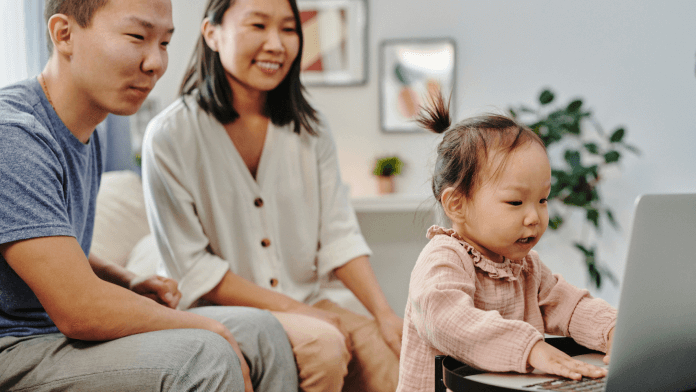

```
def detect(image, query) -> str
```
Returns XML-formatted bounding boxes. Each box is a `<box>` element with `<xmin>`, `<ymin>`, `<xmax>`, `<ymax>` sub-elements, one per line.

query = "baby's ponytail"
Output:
<box><xmin>424</xmin><ymin>94</ymin><xmax>546</xmax><ymax>205</ymax></box>
<box><xmin>416</xmin><ymin>93</ymin><xmax>451</xmax><ymax>134</ymax></box>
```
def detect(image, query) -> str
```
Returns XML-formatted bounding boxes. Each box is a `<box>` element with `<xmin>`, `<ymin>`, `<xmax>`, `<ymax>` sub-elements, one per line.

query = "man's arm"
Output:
<box><xmin>2</xmin><ymin>235</ymin><xmax>222</xmax><ymax>341</ymax></box>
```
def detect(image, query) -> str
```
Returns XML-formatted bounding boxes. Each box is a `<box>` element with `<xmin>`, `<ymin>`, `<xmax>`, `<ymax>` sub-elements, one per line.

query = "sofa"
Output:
<box><xmin>90</xmin><ymin>170</ymin><xmax>369</xmax><ymax>316</ymax></box>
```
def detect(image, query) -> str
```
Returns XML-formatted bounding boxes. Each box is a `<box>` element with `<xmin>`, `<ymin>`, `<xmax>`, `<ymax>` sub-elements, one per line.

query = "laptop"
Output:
<box><xmin>445</xmin><ymin>193</ymin><xmax>696</xmax><ymax>392</ymax></box>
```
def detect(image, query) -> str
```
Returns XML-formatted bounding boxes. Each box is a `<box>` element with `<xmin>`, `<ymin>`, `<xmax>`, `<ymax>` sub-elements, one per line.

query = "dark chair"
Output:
<box><xmin>435</xmin><ymin>355</ymin><xmax>447</xmax><ymax>392</ymax></box>
<box><xmin>436</xmin><ymin>337</ymin><xmax>600</xmax><ymax>392</ymax></box>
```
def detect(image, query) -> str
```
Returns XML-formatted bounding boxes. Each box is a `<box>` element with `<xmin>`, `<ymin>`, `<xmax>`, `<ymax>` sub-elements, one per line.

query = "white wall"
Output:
<box><xmin>153</xmin><ymin>0</ymin><xmax>696</xmax><ymax>309</ymax></box>
<box><xmin>0</xmin><ymin>0</ymin><xmax>27</xmax><ymax>87</ymax></box>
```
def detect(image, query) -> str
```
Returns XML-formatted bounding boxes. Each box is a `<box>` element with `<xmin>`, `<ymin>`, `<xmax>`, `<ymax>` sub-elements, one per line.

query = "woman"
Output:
<box><xmin>141</xmin><ymin>0</ymin><xmax>401</xmax><ymax>390</ymax></box>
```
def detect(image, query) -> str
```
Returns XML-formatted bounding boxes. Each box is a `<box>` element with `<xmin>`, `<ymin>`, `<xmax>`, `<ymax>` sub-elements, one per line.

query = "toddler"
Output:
<box><xmin>396</xmin><ymin>95</ymin><xmax>617</xmax><ymax>391</ymax></box>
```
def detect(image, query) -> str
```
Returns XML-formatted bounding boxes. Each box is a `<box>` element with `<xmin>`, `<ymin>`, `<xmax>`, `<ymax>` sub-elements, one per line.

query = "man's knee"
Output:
<box><xmin>161</xmin><ymin>329</ymin><xmax>241</xmax><ymax>391</ymax></box>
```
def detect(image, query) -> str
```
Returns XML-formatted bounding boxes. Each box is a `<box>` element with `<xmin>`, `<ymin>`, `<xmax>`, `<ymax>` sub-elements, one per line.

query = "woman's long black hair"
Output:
<box><xmin>179</xmin><ymin>0</ymin><xmax>319</xmax><ymax>135</ymax></box>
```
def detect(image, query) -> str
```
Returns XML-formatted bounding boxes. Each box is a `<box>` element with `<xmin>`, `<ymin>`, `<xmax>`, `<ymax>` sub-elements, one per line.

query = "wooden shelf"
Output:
<box><xmin>351</xmin><ymin>194</ymin><xmax>435</xmax><ymax>213</ymax></box>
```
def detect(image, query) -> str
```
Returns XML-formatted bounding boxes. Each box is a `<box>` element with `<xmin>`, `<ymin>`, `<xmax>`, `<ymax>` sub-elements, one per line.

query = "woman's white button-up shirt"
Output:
<box><xmin>142</xmin><ymin>95</ymin><xmax>371</xmax><ymax>310</ymax></box>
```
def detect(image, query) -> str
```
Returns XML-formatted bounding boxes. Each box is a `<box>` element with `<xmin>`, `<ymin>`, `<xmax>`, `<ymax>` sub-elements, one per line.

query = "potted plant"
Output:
<box><xmin>509</xmin><ymin>89</ymin><xmax>639</xmax><ymax>289</ymax></box>
<box><xmin>372</xmin><ymin>156</ymin><xmax>404</xmax><ymax>194</ymax></box>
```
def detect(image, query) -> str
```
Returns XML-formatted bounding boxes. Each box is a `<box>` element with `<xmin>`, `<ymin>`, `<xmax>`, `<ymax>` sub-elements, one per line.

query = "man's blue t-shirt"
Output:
<box><xmin>0</xmin><ymin>78</ymin><xmax>103</xmax><ymax>338</ymax></box>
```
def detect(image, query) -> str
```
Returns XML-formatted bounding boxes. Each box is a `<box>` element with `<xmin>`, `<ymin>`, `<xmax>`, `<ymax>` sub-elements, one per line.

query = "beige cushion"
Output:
<box><xmin>124</xmin><ymin>233</ymin><xmax>169</xmax><ymax>278</ymax></box>
<box><xmin>90</xmin><ymin>170</ymin><xmax>150</xmax><ymax>267</ymax></box>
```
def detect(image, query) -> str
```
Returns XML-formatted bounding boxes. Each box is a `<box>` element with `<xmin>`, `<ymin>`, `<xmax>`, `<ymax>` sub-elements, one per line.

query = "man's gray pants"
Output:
<box><xmin>0</xmin><ymin>306</ymin><xmax>298</xmax><ymax>391</ymax></box>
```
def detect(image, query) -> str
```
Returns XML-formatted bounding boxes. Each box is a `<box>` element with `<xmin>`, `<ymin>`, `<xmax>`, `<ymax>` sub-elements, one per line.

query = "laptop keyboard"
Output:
<box><xmin>525</xmin><ymin>377</ymin><xmax>606</xmax><ymax>391</ymax></box>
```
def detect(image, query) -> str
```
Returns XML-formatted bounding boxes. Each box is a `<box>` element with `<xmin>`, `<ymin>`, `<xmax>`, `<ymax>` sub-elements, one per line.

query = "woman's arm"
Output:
<box><xmin>88</xmin><ymin>252</ymin><xmax>181</xmax><ymax>309</ymax></box>
<box><xmin>333</xmin><ymin>255</ymin><xmax>403</xmax><ymax>357</ymax></box>
<box><xmin>141</xmin><ymin>117</ymin><xmax>232</xmax><ymax>310</ymax></box>
<box><xmin>201</xmin><ymin>269</ymin><xmax>352</xmax><ymax>347</ymax></box>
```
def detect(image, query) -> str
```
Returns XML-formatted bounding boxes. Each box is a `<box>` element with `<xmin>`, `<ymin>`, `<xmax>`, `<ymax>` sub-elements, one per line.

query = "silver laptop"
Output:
<box><xmin>454</xmin><ymin>193</ymin><xmax>696</xmax><ymax>392</ymax></box>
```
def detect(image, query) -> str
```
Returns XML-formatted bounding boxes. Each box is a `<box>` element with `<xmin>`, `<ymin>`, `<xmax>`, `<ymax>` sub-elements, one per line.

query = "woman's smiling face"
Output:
<box><xmin>203</xmin><ymin>0</ymin><xmax>300</xmax><ymax>97</ymax></box>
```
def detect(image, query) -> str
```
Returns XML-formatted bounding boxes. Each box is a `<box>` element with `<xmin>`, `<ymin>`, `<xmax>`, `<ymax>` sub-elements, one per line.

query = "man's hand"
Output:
<box><xmin>376</xmin><ymin>311</ymin><xmax>403</xmax><ymax>358</ymax></box>
<box><xmin>129</xmin><ymin>275</ymin><xmax>181</xmax><ymax>309</ymax></box>
<box><xmin>215</xmin><ymin>326</ymin><xmax>254</xmax><ymax>392</ymax></box>
<box><xmin>528</xmin><ymin>340</ymin><xmax>607</xmax><ymax>380</ymax></box>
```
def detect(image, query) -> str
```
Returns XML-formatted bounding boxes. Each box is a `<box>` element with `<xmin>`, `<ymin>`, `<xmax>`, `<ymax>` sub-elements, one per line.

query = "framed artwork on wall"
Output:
<box><xmin>379</xmin><ymin>38</ymin><xmax>456</xmax><ymax>132</ymax></box>
<box><xmin>298</xmin><ymin>0</ymin><xmax>368</xmax><ymax>86</ymax></box>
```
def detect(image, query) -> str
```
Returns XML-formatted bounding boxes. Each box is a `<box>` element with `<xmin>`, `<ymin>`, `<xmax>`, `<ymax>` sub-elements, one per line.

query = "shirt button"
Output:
<box><xmin>261</xmin><ymin>238</ymin><xmax>271</xmax><ymax>247</ymax></box>
<box><xmin>270</xmin><ymin>278</ymin><xmax>278</xmax><ymax>287</ymax></box>
<box><xmin>254</xmin><ymin>198</ymin><xmax>264</xmax><ymax>207</ymax></box>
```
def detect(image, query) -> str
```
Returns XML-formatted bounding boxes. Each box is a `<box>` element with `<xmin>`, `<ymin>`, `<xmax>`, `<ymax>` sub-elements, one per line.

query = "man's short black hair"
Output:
<box><xmin>44</xmin><ymin>0</ymin><xmax>109</xmax><ymax>52</ymax></box>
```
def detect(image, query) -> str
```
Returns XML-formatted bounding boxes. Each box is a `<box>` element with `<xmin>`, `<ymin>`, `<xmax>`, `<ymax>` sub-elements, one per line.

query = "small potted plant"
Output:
<box><xmin>372</xmin><ymin>156</ymin><xmax>404</xmax><ymax>194</ymax></box>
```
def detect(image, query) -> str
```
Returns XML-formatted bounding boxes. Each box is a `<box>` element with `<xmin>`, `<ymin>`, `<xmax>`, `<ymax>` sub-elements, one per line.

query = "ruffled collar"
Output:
<box><xmin>426</xmin><ymin>225</ymin><xmax>526</xmax><ymax>281</ymax></box>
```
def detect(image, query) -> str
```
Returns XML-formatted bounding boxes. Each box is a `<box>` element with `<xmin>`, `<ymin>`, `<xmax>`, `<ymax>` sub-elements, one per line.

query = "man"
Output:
<box><xmin>0</xmin><ymin>1</ymin><xmax>297</xmax><ymax>390</ymax></box>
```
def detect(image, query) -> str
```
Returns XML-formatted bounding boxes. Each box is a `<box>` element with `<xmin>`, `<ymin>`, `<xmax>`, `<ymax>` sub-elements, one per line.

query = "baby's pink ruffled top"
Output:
<box><xmin>396</xmin><ymin>226</ymin><xmax>617</xmax><ymax>392</ymax></box>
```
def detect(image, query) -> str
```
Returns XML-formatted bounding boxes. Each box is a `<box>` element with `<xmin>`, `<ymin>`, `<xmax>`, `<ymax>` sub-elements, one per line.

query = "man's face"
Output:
<box><xmin>69</xmin><ymin>0</ymin><xmax>174</xmax><ymax>116</ymax></box>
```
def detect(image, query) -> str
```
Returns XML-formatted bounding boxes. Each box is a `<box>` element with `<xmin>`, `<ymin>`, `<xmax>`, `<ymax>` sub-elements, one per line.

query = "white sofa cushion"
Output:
<box><xmin>125</xmin><ymin>233</ymin><xmax>170</xmax><ymax>278</ymax></box>
<box><xmin>91</xmin><ymin>170</ymin><xmax>150</xmax><ymax>267</ymax></box>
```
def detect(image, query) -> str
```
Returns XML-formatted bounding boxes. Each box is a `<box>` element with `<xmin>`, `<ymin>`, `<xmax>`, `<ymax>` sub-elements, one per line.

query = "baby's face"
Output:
<box><xmin>455</xmin><ymin>142</ymin><xmax>551</xmax><ymax>263</ymax></box>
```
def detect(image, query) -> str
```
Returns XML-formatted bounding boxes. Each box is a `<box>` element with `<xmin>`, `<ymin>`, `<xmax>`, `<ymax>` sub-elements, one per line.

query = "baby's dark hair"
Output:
<box><xmin>417</xmin><ymin>94</ymin><xmax>546</xmax><ymax>204</ymax></box>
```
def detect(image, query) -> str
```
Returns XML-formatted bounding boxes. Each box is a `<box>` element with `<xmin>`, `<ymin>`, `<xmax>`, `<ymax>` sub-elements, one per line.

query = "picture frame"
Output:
<box><xmin>379</xmin><ymin>38</ymin><xmax>456</xmax><ymax>132</ymax></box>
<box><xmin>298</xmin><ymin>0</ymin><xmax>368</xmax><ymax>86</ymax></box>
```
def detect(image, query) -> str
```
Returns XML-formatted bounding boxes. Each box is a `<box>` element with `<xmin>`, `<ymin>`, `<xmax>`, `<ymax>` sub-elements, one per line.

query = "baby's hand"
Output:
<box><xmin>527</xmin><ymin>341</ymin><xmax>607</xmax><ymax>380</ymax></box>
<box><xmin>603</xmin><ymin>327</ymin><xmax>615</xmax><ymax>365</ymax></box>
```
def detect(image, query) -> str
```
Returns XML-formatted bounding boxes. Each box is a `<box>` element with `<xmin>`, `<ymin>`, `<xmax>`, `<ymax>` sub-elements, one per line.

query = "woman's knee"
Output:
<box><xmin>295</xmin><ymin>324</ymin><xmax>351</xmax><ymax>379</ymax></box>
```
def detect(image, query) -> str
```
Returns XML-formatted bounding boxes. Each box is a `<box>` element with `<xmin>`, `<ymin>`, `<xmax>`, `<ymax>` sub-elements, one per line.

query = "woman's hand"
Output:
<box><xmin>603</xmin><ymin>327</ymin><xmax>615</xmax><ymax>365</ymax></box>
<box><xmin>129</xmin><ymin>275</ymin><xmax>182</xmax><ymax>309</ymax></box>
<box><xmin>527</xmin><ymin>341</ymin><xmax>607</xmax><ymax>380</ymax></box>
<box><xmin>376</xmin><ymin>311</ymin><xmax>403</xmax><ymax>358</ymax></box>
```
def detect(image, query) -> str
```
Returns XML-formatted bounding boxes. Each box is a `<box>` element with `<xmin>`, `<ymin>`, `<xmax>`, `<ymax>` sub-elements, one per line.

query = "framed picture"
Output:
<box><xmin>298</xmin><ymin>0</ymin><xmax>367</xmax><ymax>86</ymax></box>
<box><xmin>380</xmin><ymin>38</ymin><xmax>456</xmax><ymax>132</ymax></box>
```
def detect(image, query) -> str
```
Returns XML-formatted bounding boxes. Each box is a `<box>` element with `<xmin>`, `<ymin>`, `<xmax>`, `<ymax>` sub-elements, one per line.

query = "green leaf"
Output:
<box><xmin>587</xmin><ymin>208</ymin><xmax>600</xmax><ymax>228</ymax></box>
<box><xmin>606</xmin><ymin>209</ymin><xmax>619</xmax><ymax>229</ymax></box>
<box><xmin>592</xmin><ymin>267</ymin><xmax>601</xmax><ymax>288</ymax></box>
<box><xmin>564</xmin><ymin>150</ymin><xmax>582</xmax><ymax>169</ymax></box>
<box><xmin>548</xmin><ymin>215</ymin><xmax>563</xmax><ymax>230</ymax></box>
<box><xmin>598</xmin><ymin>265</ymin><xmax>619</xmax><ymax>286</ymax></box>
<box><xmin>509</xmin><ymin>108</ymin><xmax>517</xmax><ymax>118</ymax></box>
<box><xmin>567</xmin><ymin>99</ymin><xmax>583</xmax><ymax>112</ymax></box>
<box><xmin>539</xmin><ymin>90</ymin><xmax>555</xmax><ymax>105</ymax></box>
<box><xmin>567</xmin><ymin>122</ymin><xmax>581</xmax><ymax>135</ymax></box>
<box><xmin>604</xmin><ymin>150</ymin><xmax>621</xmax><ymax>163</ymax></box>
<box><xmin>585</xmin><ymin>143</ymin><xmax>599</xmax><ymax>155</ymax></box>
<box><xmin>610</xmin><ymin>127</ymin><xmax>625</xmax><ymax>143</ymax></box>
<box><xmin>574</xmin><ymin>242</ymin><xmax>593</xmax><ymax>257</ymax></box>
<box><xmin>622</xmin><ymin>143</ymin><xmax>641</xmax><ymax>155</ymax></box>
<box><xmin>394</xmin><ymin>64</ymin><xmax>408</xmax><ymax>85</ymax></box>
<box><xmin>373</xmin><ymin>156</ymin><xmax>403</xmax><ymax>176</ymax></box>
<box><xmin>586</xmin><ymin>165</ymin><xmax>600</xmax><ymax>180</ymax></box>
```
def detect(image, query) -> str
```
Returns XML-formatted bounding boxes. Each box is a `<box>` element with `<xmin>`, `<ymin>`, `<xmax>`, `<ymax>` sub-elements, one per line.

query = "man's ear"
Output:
<box><xmin>441</xmin><ymin>187</ymin><xmax>467</xmax><ymax>222</ymax></box>
<box><xmin>201</xmin><ymin>18</ymin><xmax>218</xmax><ymax>52</ymax></box>
<box><xmin>47</xmin><ymin>14</ymin><xmax>73</xmax><ymax>56</ymax></box>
